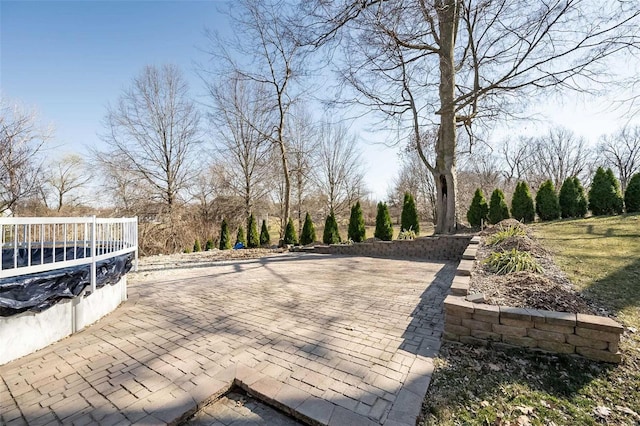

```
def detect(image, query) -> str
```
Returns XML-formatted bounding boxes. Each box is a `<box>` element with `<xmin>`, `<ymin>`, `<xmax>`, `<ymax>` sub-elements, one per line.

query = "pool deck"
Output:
<box><xmin>0</xmin><ymin>253</ymin><xmax>456</xmax><ymax>425</ymax></box>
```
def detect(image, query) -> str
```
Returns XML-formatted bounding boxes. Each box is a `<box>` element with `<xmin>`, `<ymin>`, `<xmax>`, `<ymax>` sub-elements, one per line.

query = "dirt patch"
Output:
<box><xmin>470</xmin><ymin>221</ymin><xmax>604</xmax><ymax>315</ymax></box>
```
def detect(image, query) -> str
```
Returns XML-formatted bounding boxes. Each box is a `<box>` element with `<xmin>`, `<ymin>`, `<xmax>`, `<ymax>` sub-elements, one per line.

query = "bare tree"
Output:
<box><xmin>204</xmin><ymin>0</ymin><xmax>307</xmax><ymax>238</ymax></box>
<box><xmin>0</xmin><ymin>97</ymin><xmax>51</xmax><ymax>214</ymax></box>
<box><xmin>44</xmin><ymin>154</ymin><xmax>91</xmax><ymax>212</ymax></box>
<box><xmin>188</xmin><ymin>162</ymin><xmax>229</xmax><ymax>226</ymax></box>
<box><xmin>389</xmin><ymin>150</ymin><xmax>437</xmax><ymax>223</ymax></box>
<box><xmin>287</xmin><ymin>106</ymin><xmax>318</xmax><ymax>233</ymax></box>
<box><xmin>93</xmin><ymin>152</ymin><xmax>149</xmax><ymax>215</ymax></box>
<box><xmin>100</xmin><ymin>64</ymin><xmax>200</xmax><ymax>212</ymax></box>
<box><xmin>299</xmin><ymin>0</ymin><xmax>639</xmax><ymax>233</ymax></box>
<box><xmin>529</xmin><ymin>127</ymin><xmax>592</xmax><ymax>190</ymax></box>
<box><xmin>206</xmin><ymin>74</ymin><xmax>272</xmax><ymax>218</ymax></box>
<box><xmin>458</xmin><ymin>143</ymin><xmax>502</xmax><ymax>194</ymax></box>
<box><xmin>314</xmin><ymin>121</ymin><xmax>366</xmax><ymax>216</ymax></box>
<box><xmin>499</xmin><ymin>136</ymin><xmax>534</xmax><ymax>185</ymax></box>
<box><xmin>598</xmin><ymin>125</ymin><xmax>640</xmax><ymax>193</ymax></box>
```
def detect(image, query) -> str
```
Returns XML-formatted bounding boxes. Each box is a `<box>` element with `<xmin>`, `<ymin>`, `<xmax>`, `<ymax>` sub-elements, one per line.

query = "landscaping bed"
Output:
<box><xmin>422</xmin><ymin>215</ymin><xmax>640</xmax><ymax>425</ymax></box>
<box><xmin>470</xmin><ymin>219</ymin><xmax>602</xmax><ymax>316</ymax></box>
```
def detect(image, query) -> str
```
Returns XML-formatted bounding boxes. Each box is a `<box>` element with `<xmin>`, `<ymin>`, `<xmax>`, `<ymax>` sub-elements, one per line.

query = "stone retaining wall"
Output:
<box><xmin>443</xmin><ymin>238</ymin><xmax>625</xmax><ymax>363</ymax></box>
<box><xmin>301</xmin><ymin>235</ymin><xmax>472</xmax><ymax>261</ymax></box>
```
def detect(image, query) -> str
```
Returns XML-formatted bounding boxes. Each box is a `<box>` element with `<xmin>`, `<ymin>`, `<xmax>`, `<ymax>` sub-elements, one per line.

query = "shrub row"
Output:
<box><xmin>467</xmin><ymin>169</ymin><xmax>640</xmax><ymax>227</ymax></box>
<box><xmin>187</xmin><ymin>190</ymin><xmax>429</xmax><ymax>251</ymax></box>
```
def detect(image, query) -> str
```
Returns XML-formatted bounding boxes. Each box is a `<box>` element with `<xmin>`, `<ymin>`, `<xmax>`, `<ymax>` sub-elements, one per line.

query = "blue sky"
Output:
<box><xmin>0</xmin><ymin>0</ymin><xmax>402</xmax><ymax>200</ymax></box>
<box><xmin>1</xmin><ymin>1</ymin><xmax>221</xmax><ymax>149</ymax></box>
<box><xmin>1</xmin><ymin>1</ymin><xmax>637</xmax><ymax>202</ymax></box>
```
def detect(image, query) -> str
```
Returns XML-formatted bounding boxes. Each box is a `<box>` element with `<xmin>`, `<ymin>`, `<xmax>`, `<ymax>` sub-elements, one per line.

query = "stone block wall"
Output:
<box><xmin>443</xmin><ymin>296</ymin><xmax>624</xmax><ymax>363</ymax></box>
<box><xmin>443</xmin><ymin>237</ymin><xmax>625</xmax><ymax>363</ymax></box>
<box><xmin>305</xmin><ymin>235</ymin><xmax>473</xmax><ymax>261</ymax></box>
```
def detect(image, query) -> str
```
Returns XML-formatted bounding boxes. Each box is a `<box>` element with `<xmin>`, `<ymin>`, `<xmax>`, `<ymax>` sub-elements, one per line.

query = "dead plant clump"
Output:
<box><xmin>470</xmin><ymin>221</ymin><xmax>604</xmax><ymax>315</ymax></box>
<box><xmin>478</xmin><ymin>219</ymin><xmax>530</xmax><ymax>237</ymax></box>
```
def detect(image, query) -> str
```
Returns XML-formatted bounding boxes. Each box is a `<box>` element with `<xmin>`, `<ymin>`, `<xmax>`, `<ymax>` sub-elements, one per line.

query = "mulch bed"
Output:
<box><xmin>470</xmin><ymin>220</ymin><xmax>605</xmax><ymax>315</ymax></box>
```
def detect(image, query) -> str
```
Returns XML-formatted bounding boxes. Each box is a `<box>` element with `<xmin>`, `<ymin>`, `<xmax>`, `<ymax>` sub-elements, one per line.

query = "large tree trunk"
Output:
<box><xmin>434</xmin><ymin>0</ymin><xmax>459</xmax><ymax>234</ymax></box>
<box><xmin>278</xmin><ymin>141</ymin><xmax>291</xmax><ymax>241</ymax></box>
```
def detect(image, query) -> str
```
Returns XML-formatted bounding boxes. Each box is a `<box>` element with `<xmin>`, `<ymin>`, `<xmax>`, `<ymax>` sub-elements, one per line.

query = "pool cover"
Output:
<box><xmin>0</xmin><ymin>253</ymin><xmax>132</xmax><ymax>317</ymax></box>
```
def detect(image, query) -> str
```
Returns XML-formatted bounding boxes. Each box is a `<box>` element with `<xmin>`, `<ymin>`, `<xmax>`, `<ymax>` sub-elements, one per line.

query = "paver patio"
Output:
<box><xmin>0</xmin><ymin>253</ymin><xmax>456</xmax><ymax>425</ymax></box>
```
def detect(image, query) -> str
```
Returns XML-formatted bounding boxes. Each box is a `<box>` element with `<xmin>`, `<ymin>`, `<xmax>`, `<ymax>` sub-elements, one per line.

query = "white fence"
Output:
<box><xmin>0</xmin><ymin>216</ymin><xmax>138</xmax><ymax>292</ymax></box>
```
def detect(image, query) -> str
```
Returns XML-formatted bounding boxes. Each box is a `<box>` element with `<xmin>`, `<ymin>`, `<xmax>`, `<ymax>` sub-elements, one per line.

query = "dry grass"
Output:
<box><xmin>421</xmin><ymin>214</ymin><xmax>640</xmax><ymax>425</ymax></box>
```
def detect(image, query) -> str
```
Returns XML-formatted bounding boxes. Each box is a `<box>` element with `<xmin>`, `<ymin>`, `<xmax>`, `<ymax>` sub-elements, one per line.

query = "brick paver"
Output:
<box><xmin>0</xmin><ymin>253</ymin><xmax>455</xmax><ymax>425</ymax></box>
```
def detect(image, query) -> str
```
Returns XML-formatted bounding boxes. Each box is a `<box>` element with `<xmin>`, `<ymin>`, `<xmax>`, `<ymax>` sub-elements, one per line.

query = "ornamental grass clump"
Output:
<box><xmin>486</xmin><ymin>225</ymin><xmax>526</xmax><ymax>246</ymax></box>
<box><xmin>397</xmin><ymin>228</ymin><xmax>416</xmax><ymax>240</ymax></box>
<box><xmin>484</xmin><ymin>249</ymin><xmax>543</xmax><ymax>275</ymax></box>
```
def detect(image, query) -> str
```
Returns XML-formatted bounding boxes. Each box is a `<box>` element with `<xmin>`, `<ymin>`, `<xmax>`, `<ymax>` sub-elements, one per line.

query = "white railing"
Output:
<box><xmin>0</xmin><ymin>216</ymin><xmax>138</xmax><ymax>292</ymax></box>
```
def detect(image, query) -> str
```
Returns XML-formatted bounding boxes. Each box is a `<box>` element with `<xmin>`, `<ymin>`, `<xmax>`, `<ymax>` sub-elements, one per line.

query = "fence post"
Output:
<box><xmin>134</xmin><ymin>217</ymin><xmax>139</xmax><ymax>272</ymax></box>
<box><xmin>91</xmin><ymin>215</ymin><xmax>97</xmax><ymax>293</ymax></box>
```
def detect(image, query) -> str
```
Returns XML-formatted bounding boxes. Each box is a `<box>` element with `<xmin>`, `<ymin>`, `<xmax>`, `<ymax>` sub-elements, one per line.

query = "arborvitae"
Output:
<box><xmin>467</xmin><ymin>188</ymin><xmax>489</xmax><ymax>228</ymax></box>
<box><xmin>625</xmin><ymin>173</ymin><xmax>640</xmax><ymax>213</ymax></box>
<box><xmin>511</xmin><ymin>181</ymin><xmax>535</xmax><ymax>223</ymax></box>
<box><xmin>235</xmin><ymin>226</ymin><xmax>246</xmax><ymax>246</ymax></box>
<box><xmin>300</xmin><ymin>212</ymin><xmax>316</xmax><ymax>245</ymax></box>
<box><xmin>488</xmin><ymin>189</ymin><xmax>510</xmax><ymax>224</ymax></box>
<box><xmin>219</xmin><ymin>219</ymin><xmax>231</xmax><ymax>250</ymax></box>
<box><xmin>559</xmin><ymin>177</ymin><xmax>577</xmax><ymax>218</ymax></box>
<box><xmin>606</xmin><ymin>168</ymin><xmax>624</xmax><ymax>214</ymax></box>
<box><xmin>574</xmin><ymin>177</ymin><xmax>588</xmax><ymax>217</ymax></box>
<box><xmin>589</xmin><ymin>167</ymin><xmax>624</xmax><ymax>215</ymax></box>
<box><xmin>347</xmin><ymin>201</ymin><xmax>366</xmax><ymax>242</ymax></box>
<box><xmin>205</xmin><ymin>239</ymin><xmax>214</xmax><ymax>251</ymax></box>
<box><xmin>400</xmin><ymin>192</ymin><xmax>420</xmax><ymax>235</ymax></box>
<box><xmin>246</xmin><ymin>214</ymin><xmax>259</xmax><ymax>248</ymax></box>
<box><xmin>559</xmin><ymin>176</ymin><xmax>588</xmax><ymax>218</ymax></box>
<box><xmin>193</xmin><ymin>239</ymin><xmax>202</xmax><ymax>252</ymax></box>
<box><xmin>283</xmin><ymin>217</ymin><xmax>298</xmax><ymax>245</ymax></box>
<box><xmin>323</xmin><ymin>210</ymin><xmax>341</xmax><ymax>244</ymax></box>
<box><xmin>374</xmin><ymin>202</ymin><xmax>393</xmax><ymax>241</ymax></box>
<box><xmin>535</xmin><ymin>180</ymin><xmax>560</xmax><ymax>221</ymax></box>
<box><xmin>259</xmin><ymin>220</ymin><xmax>270</xmax><ymax>246</ymax></box>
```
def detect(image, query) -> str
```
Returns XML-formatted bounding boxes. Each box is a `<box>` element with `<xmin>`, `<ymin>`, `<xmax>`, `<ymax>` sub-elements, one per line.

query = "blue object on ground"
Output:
<box><xmin>233</xmin><ymin>242</ymin><xmax>245</xmax><ymax>250</ymax></box>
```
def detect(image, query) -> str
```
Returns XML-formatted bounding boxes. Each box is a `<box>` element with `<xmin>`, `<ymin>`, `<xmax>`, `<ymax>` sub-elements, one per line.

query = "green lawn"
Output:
<box><xmin>421</xmin><ymin>214</ymin><xmax>640</xmax><ymax>425</ymax></box>
<box><xmin>533</xmin><ymin>214</ymin><xmax>640</xmax><ymax>327</ymax></box>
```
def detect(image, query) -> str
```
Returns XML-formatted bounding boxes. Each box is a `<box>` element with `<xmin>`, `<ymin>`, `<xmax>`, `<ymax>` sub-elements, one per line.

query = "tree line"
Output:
<box><xmin>2</xmin><ymin>0</ymin><xmax>639</xmax><ymax>255</ymax></box>
<box><xmin>467</xmin><ymin>166</ymin><xmax>640</xmax><ymax>228</ymax></box>
<box><xmin>391</xmin><ymin>126</ymin><xmax>640</xmax><ymax>226</ymax></box>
